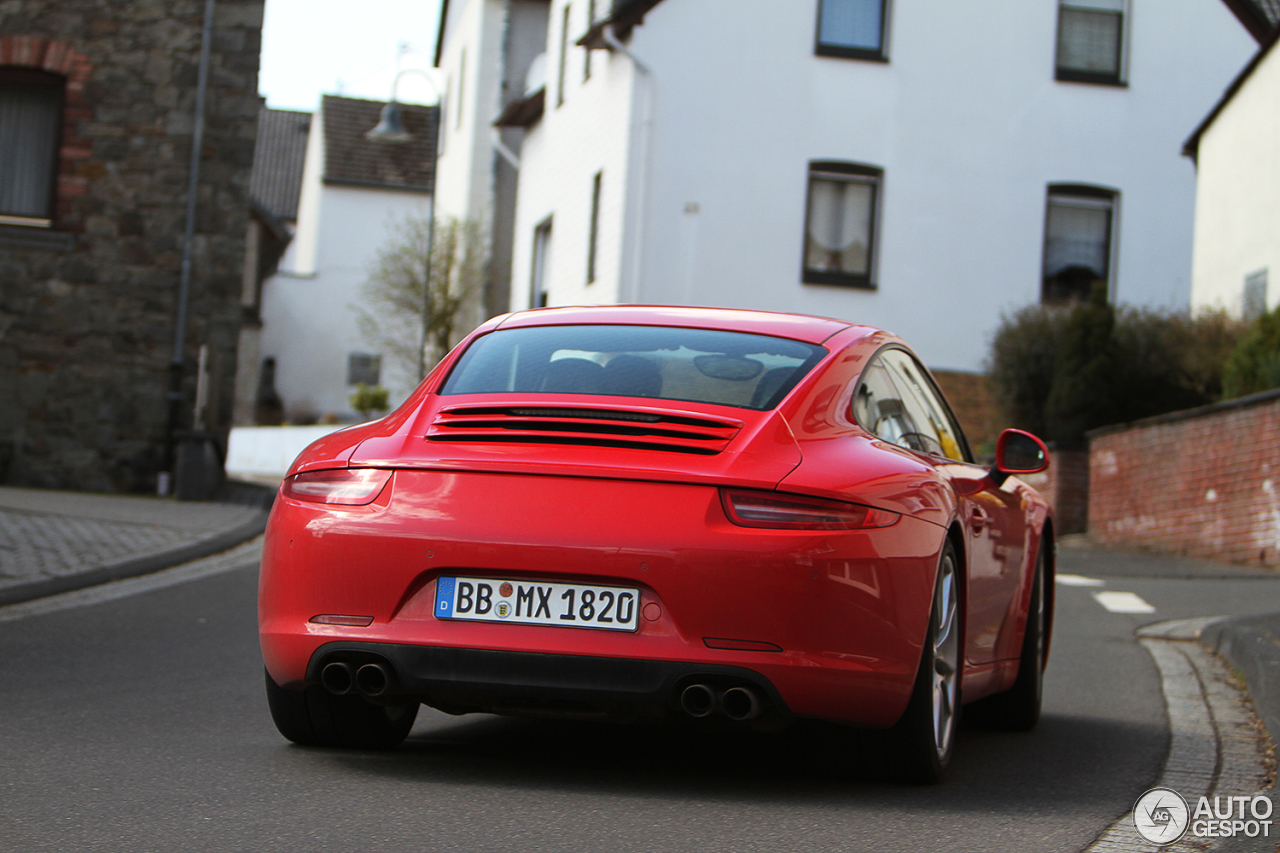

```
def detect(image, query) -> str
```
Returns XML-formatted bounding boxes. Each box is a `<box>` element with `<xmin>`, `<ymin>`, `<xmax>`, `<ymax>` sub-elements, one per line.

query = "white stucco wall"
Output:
<box><xmin>510</xmin><ymin>0</ymin><xmax>635</xmax><ymax>310</ymax></box>
<box><xmin>1190</xmin><ymin>41</ymin><xmax>1280</xmax><ymax>318</ymax></box>
<box><xmin>434</xmin><ymin>0</ymin><xmax>508</xmax><ymax>226</ymax></box>
<box><xmin>507</xmin><ymin>0</ymin><xmax>1256</xmax><ymax>372</ymax></box>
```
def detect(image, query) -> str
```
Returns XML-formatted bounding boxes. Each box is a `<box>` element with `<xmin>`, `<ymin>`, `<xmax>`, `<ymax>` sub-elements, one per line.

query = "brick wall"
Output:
<box><xmin>931</xmin><ymin>369</ymin><xmax>1002</xmax><ymax>455</ymax></box>
<box><xmin>1088</xmin><ymin>389</ymin><xmax>1280</xmax><ymax>567</ymax></box>
<box><xmin>0</xmin><ymin>0</ymin><xmax>263</xmax><ymax>491</ymax></box>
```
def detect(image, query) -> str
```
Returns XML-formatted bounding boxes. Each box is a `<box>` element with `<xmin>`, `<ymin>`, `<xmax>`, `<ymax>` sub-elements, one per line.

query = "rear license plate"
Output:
<box><xmin>434</xmin><ymin>577</ymin><xmax>640</xmax><ymax>632</ymax></box>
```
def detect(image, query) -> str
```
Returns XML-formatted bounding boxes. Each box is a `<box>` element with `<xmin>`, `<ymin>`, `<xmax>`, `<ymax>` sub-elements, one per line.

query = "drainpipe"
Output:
<box><xmin>602</xmin><ymin>24</ymin><xmax>651</xmax><ymax>305</ymax></box>
<box><xmin>163</xmin><ymin>0</ymin><xmax>217</xmax><ymax>494</ymax></box>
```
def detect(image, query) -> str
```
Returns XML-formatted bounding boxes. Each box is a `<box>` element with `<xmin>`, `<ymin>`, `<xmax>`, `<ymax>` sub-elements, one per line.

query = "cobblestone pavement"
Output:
<box><xmin>0</xmin><ymin>486</ymin><xmax>268</xmax><ymax>601</ymax></box>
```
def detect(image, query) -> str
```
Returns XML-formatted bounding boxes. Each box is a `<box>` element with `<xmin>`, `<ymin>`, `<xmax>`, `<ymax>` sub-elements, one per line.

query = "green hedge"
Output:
<box><xmin>987</xmin><ymin>287</ymin><xmax>1246</xmax><ymax>446</ymax></box>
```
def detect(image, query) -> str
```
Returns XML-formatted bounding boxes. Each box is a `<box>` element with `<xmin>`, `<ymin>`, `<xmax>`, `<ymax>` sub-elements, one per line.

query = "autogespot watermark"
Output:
<box><xmin>1133</xmin><ymin>787</ymin><xmax>1274</xmax><ymax>845</ymax></box>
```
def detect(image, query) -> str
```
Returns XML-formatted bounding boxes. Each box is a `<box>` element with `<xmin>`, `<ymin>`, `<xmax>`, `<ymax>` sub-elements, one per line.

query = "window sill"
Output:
<box><xmin>0</xmin><ymin>224</ymin><xmax>75</xmax><ymax>252</ymax></box>
<box><xmin>803</xmin><ymin>270</ymin><xmax>876</xmax><ymax>290</ymax></box>
<box><xmin>814</xmin><ymin>44</ymin><xmax>889</xmax><ymax>63</ymax></box>
<box><xmin>1054</xmin><ymin>69</ymin><xmax>1126</xmax><ymax>87</ymax></box>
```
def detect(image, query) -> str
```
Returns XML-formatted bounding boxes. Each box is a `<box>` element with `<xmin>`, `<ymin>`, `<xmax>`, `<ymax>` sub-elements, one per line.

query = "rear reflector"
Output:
<box><xmin>283</xmin><ymin>469</ymin><xmax>392</xmax><ymax>506</ymax></box>
<box><xmin>703</xmin><ymin>637</ymin><xmax>784</xmax><ymax>652</ymax></box>
<box><xmin>720</xmin><ymin>488</ymin><xmax>899</xmax><ymax>530</ymax></box>
<box><xmin>309</xmin><ymin>614</ymin><xmax>375</xmax><ymax>627</ymax></box>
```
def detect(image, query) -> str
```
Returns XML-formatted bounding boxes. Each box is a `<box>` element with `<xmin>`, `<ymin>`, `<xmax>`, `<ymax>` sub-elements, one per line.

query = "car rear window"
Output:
<box><xmin>440</xmin><ymin>325</ymin><xmax>827</xmax><ymax>410</ymax></box>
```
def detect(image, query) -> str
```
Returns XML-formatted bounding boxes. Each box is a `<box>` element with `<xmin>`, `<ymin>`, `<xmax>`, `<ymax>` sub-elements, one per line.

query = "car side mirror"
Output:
<box><xmin>991</xmin><ymin>429</ymin><xmax>1049</xmax><ymax>486</ymax></box>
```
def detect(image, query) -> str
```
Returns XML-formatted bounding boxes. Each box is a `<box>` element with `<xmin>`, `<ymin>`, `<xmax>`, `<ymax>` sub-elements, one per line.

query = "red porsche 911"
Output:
<box><xmin>259</xmin><ymin>305</ymin><xmax>1053</xmax><ymax>782</ymax></box>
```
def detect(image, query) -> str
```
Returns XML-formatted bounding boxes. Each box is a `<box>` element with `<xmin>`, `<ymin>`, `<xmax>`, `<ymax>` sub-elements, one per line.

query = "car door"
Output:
<box><xmin>862</xmin><ymin>349</ymin><xmax>1025</xmax><ymax>666</ymax></box>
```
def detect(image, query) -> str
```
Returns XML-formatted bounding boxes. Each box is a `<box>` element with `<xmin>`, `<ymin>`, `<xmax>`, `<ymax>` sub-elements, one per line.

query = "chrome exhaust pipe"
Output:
<box><xmin>680</xmin><ymin>683</ymin><xmax>716</xmax><ymax>718</ymax></box>
<box><xmin>320</xmin><ymin>661</ymin><xmax>355</xmax><ymax>695</ymax></box>
<box><xmin>721</xmin><ymin>686</ymin><xmax>762</xmax><ymax>721</ymax></box>
<box><xmin>356</xmin><ymin>662</ymin><xmax>391</xmax><ymax>697</ymax></box>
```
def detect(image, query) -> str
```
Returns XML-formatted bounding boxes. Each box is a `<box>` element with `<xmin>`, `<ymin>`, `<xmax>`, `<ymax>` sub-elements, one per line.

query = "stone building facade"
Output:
<box><xmin>0</xmin><ymin>0</ymin><xmax>264</xmax><ymax>492</ymax></box>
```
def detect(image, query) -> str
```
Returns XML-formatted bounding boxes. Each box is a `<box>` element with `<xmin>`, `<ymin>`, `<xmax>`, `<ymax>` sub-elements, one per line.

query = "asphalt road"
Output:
<box><xmin>1</xmin><ymin>546</ymin><xmax>1278</xmax><ymax>853</ymax></box>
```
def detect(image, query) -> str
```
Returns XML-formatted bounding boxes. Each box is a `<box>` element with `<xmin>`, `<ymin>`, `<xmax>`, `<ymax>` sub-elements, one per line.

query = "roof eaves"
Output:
<box><xmin>493</xmin><ymin>87</ymin><xmax>545</xmax><ymax>128</ymax></box>
<box><xmin>1220</xmin><ymin>0</ymin><xmax>1279</xmax><ymax>42</ymax></box>
<box><xmin>434</xmin><ymin>0</ymin><xmax>450</xmax><ymax>67</ymax></box>
<box><xmin>1183</xmin><ymin>26</ymin><xmax>1280</xmax><ymax>160</ymax></box>
<box><xmin>578</xmin><ymin>0</ymin><xmax>665</xmax><ymax>49</ymax></box>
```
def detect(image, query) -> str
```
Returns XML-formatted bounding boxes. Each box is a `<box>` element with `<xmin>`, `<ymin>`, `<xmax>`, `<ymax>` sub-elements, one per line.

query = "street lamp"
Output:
<box><xmin>366</xmin><ymin>59</ymin><xmax>442</xmax><ymax>382</ymax></box>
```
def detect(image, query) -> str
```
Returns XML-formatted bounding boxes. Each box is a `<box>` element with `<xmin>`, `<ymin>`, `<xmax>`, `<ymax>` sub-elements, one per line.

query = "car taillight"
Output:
<box><xmin>282</xmin><ymin>469</ymin><xmax>392</xmax><ymax>506</ymax></box>
<box><xmin>720</xmin><ymin>488</ymin><xmax>899</xmax><ymax>530</ymax></box>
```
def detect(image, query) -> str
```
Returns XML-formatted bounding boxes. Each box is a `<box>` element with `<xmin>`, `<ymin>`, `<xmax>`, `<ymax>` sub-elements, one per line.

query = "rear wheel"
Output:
<box><xmin>889</xmin><ymin>542</ymin><xmax>960</xmax><ymax>784</ymax></box>
<box><xmin>264</xmin><ymin>669</ymin><xmax>418</xmax><ymax>749</ymax></box>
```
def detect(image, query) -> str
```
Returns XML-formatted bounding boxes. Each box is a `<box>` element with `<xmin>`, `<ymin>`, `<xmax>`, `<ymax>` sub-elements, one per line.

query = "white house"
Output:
<box><xmin>436</xmin><ymin>0</ymin><xmax>1266</xmax><ymax>376</ymax></box>
<box><xmin>257</xmin><ymin>94</ymin><xmax>438</xmax><ymax>422</ymax></box>
<box><xmin>1186</xmin><ymin>27</ymin><xmax>1280</xmax><ymax>319</ymax></box>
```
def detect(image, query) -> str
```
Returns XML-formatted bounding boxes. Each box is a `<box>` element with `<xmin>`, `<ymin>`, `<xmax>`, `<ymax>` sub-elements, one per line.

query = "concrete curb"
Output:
<box><xmin>1199</xmin><ymin>614</ymin><xmax>1280</xmax><ymax>749</ymax></box>
<box><xmin>0</xmin><ymin>507</ymin><xmax>270</xmax><ymax>608</ymax></box>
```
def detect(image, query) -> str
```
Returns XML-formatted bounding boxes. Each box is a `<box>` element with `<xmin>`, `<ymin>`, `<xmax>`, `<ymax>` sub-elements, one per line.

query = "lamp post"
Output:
<box><xmin>366</xmin><ymin>60</ymin><xmax>442</xmax><ymax>383</ymax></box>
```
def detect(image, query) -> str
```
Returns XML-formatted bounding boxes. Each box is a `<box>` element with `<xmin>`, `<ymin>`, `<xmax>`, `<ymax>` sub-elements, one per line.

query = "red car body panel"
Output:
<box><xmin>259</xmin><ymin>306</ymin><xmax>1053</xmax><ymax>730</ymax></box>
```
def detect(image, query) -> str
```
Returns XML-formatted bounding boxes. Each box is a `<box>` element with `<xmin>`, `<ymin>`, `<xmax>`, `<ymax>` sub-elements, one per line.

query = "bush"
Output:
<box><xmin>1222</xmin><ymin>305</ymin><xmax>1280</xmax><ymax>399</ymax></box>
<box><xmin>349</xmin><ymin>384</ymin><xmax>390</xmax><ymax>421</ymax></box>
<box><xmin>987</xmin><ymin>289</ymin><xmax>1246</xmax><ymax>446</ymax></box>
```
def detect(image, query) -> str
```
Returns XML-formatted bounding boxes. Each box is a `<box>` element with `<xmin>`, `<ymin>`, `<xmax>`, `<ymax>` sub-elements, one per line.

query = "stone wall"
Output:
<box><xmin>1088</xmin><ymin>390</ymin><xmax>1280</xmax><ymax>567</ymax></box>
<box><xmin>1020</xmin><ymin>446</ymin><xmax>1090</xmax><ymax>536</ymax></box>
<box><xmin>0</xmin><ymin>0</ymin><xmax>263</xmax><ymax>491</ymax></box>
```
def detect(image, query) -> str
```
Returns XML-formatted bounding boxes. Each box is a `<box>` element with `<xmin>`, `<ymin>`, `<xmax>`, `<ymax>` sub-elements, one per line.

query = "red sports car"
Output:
<box><xmin>259</xmin><ymin>305</ymin><xmax>1053</xmax><ymax>782</ymax></box>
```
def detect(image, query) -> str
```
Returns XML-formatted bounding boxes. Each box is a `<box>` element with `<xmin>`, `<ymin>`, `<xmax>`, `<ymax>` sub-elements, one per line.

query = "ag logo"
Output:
<box><xmin>1134</xmin><ymin>787</ymin><xmax>1190</xmax><ymax>844</ymax></box>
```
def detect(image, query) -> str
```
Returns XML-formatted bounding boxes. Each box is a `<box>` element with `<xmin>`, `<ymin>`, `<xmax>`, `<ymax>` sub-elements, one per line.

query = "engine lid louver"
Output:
<box><xmin>426</xmin><ymin>404</ymin><xmax>743</xmax><ymax>455</ymax></box>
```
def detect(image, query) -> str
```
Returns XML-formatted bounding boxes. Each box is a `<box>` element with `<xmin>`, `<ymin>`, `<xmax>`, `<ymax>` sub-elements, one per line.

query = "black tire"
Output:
<box><xmin>976</xmin><ymin>541</ymin><xmax>1048</xmax><ymax>731</ymax></box>
<box><xmin>889</xmin><ymin>541</ymin><xmax>961</xmax><ymax>784</ymax></box>
<box><xmin>264</xmin><ymin>668</ymin><xmax>418</xmax><ymax>750</ymax></box>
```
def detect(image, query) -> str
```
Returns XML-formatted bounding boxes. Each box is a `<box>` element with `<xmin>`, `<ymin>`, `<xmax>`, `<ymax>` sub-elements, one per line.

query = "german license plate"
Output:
<box><xmin>434</xmin><ymin>577</ymin><xmax>640</xmax><ymax>632</ymax></box>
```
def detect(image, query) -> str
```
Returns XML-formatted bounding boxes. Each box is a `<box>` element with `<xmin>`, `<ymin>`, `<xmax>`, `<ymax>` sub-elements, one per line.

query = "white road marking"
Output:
<box><xmin>0</xmin><ymin>536</ymin><xmax>263</xmax><ymax>623</ymax></box>
<box><xmin>1057</xmin><ymin>574</ymin><xmax>1106</xmax><ymax>587</ymax></box>
<box><xmin>1092</xmin><ymin>590</ymin><xmax>1156</xmax><ymax>614</ymax></box>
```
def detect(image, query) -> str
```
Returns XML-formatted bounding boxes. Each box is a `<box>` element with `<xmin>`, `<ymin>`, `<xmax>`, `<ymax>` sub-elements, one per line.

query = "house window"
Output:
<box><xmin>557</xmin><ymin>4</ymin><xmax>571</xmax><ymax>107</ymax></box>
<box><xmin>0</xmin><ymin>68</ymin><xmax>64</xmax><ymax>226</ymax></box>
<box><xmin>347</xmin><ymin>353</ymin><xmax>382</xmax><ymax>386</ymax></box>
<box><xmin>815</xmin><ymin>0</ymin><xmax>889</xmax><ymax>61</ymax></box>
<box><xmin>802</xmin><ymin>162</ymin><xmax>881</xmax><ymax>289</ymax></box>
<box><xmin>1056</xmin><ymin>0</ymin><xmax>1126</xmax><ymax>85</ymax></box>
<box><xmin>531</xmin><ymin>217</ymin><xmax>552</xmax><ymax>308</ymax></box>
<box><xmin>1042</xmin><ymin>185</ymin><xmax>1117</xmax><ymax>304</ymax></box>
<box><xmin>587</xmin><ymin>171</ymin><xmax>601</xmax><ymax>284</ymax></box>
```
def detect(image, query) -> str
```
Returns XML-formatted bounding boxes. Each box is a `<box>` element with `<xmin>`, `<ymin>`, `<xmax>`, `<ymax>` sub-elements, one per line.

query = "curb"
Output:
<box><xmin>1199</xmin><ymin>614</ymin><xmax>1280</xmax><ymax>749</ymax></box>
<box><xmin>0</xmin><ymin>508</ymin><xmax>269</xmax><ymax>608</ymax></box>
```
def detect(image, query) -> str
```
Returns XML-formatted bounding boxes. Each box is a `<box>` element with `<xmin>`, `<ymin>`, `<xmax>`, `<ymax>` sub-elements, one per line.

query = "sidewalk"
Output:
<box><xmin>0</xmin><ymin>483</ymin><xmax>273</xmax><ymax>607</ymax></box>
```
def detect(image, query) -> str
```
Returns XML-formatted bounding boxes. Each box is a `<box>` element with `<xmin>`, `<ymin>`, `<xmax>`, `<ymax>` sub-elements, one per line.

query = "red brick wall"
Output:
<box><xmin>1088</xmin><ymin>390</ymin><xmax>1280</xmax><ymax>567</ymax></box>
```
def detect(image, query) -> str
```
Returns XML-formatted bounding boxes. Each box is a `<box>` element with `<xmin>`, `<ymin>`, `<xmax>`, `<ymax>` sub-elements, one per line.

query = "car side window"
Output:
<box><xmin>879</xmin><ymin>349</ymin><xmax>969</xmax><ymax>462</ymax></box>
<box><xmin>851</xmin><ymin>359</ymin><xmax>943</xmax><ymax>456</ymax></box>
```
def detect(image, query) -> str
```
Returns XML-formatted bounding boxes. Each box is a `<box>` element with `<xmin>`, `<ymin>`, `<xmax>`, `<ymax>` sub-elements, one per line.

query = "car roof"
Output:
<box><xmin>492</xmin><ymin>305</ymin><xmax>868</xmax><ymax>345</ymax></box>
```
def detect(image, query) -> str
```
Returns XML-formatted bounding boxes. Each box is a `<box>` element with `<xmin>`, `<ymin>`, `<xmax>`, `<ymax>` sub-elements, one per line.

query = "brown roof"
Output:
<box><xmin>1183</xmin><ymin>25</ymin><xmax>1280</xmax><ymax>159</ymax></box>
<box><xmin>250</xmin><ymin>107</ymin><xmax>311</xmax><ymax>221</ymax></box>
<box><xmin>320</xmin><ymin>95</ymin><xmax>438</xmax><ymax>193</ymax></box>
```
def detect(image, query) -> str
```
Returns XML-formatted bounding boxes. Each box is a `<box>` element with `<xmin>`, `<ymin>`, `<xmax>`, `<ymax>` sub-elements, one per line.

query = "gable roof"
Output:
<box><xmin>320</xmin><ymin>95</ymin><xmax>438</xmax><ymax>193</ymax></box>
<box><xmin>1183</xmin><ymin>24</ymin><xmax>1280</xmax><ymax>159</ymax></box>
<box><xmin>250</xmin><ymin>107</ymin><xmax>311</xmax><ymax>222</ymax></box>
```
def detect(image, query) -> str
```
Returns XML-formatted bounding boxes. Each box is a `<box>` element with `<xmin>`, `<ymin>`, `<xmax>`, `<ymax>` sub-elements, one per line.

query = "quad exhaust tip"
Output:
<box><xmin>679</xmin><ymin>683</ymin><xmax>764</xmax><ymax>721</ymax></box>
<box><xmin>320</xmin><ymin>661</ymin><xmax>355</xmax><ymax>695</ymax></box>
<box><xmin>320</xmin><ymin>661</ymin><xmax>394</xmax><ymax>698</ymax></box>
<box><xmin>356</xmin><ymin>663</ymin><xmax>391</xmax><ymax>697</ymax></box>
